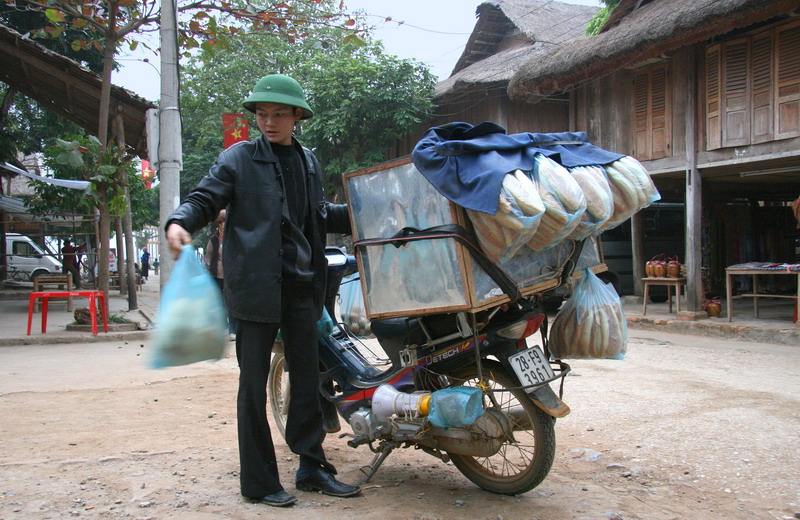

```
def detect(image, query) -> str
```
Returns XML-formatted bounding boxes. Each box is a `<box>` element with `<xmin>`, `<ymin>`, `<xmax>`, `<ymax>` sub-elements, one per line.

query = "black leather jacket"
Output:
<box><xmin>167</xmin><ymin>135</ymin><xmax>350</xmax><ymax>322</ymax></box>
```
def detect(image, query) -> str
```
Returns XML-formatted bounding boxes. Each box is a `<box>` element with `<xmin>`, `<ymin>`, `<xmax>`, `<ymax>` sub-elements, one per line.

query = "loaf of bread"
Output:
<box><xmin>567</xmin><ymin>165</ymin><xmax>613</xmax><ymax>240</ymax></box>
<box><xmin>526</xmin><ymin>155</ymin><xmax>587</xmax><ymax>251</ymax></box>
<box><xmin>467</xmin><ymin>170</ymin><xmax>544</xmax><ymax>263</ymax></box>
<box><xmin>550</xmin><ymin>300</ymin><xmax>626</xmax><ymax>359</ymax></box>
<box><xmin>598</xmin><ymin>156</ymin><xmax>661</xmax><ymax>232</ymax></box>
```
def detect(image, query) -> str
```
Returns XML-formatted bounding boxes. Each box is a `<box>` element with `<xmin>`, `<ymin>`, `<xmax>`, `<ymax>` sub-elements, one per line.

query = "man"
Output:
<box><xmin>165</xmin><ymin>74</ymin><xmax>358</xmax><ymax>508</ymax></box>
<box><xmin>140</xmin><ymin>248</ymin><xmax>150</xmax><ymax>281</ymax></box>
<box><xmin>205</xmin><ymin>209</ymin><xmax>236</xmax><ymax>339</ymax></box>
<box><xmin>61</xmin><ymin>239</ymin><xmax>82</xmax><ymax>289</ymax></box>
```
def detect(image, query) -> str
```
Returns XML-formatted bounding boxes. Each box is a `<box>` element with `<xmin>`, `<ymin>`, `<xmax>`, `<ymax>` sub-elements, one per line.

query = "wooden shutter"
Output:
<box><xmin>705</xmin><ymin>44</ymin><xmax>722</xmax><ymax>150</ymax></box>
<box><xmin>751</xmin><ymin>33</ymin><xmax>773</xmax><ymax>143</ymax></box>
<box><xmin>649</xmin><ymin>66</ymin><xmax>669</xmax><ymax>158</ymax></box>
<box><xmin>775</xmin><ymin>21</ymin><xmax>800</xmax><ymax>139</ymax></box>
<box><xmin>633</xmin><ymin>70</ymin><xmax>650</xmax><ymax>159</ymax></box>
<box><xmin>722</xmin><ymin>38</ymin><xmax>750</xmax><ymax>147</ymax></box>
<box><xmin>632</xmin><ymin>64</ymin><xmax>670</xmax><ymax>160</ymax></box>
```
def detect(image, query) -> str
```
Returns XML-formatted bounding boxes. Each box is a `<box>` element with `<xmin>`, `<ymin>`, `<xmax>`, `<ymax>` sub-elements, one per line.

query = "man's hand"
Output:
<box><xmin>166</xmin><ymin>223</ymin><xmax>192</xmax><ymax>259</ymax></box>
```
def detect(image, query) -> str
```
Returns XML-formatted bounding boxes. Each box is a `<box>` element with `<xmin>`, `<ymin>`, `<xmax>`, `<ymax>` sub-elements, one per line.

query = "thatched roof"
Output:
<box><xmin>435</xmin><ymin>0</ymin><xmax>598</xmax><ymax>99</ymax></box>
<box><xmin>0</xmin><ymin>23</ymin><xmax>156</xmax><ymax>158</ymax></box>
<box><xmin>508</xmin><ymin>0</ymin><xmax>800</xmax><ymax>101</ymax></box>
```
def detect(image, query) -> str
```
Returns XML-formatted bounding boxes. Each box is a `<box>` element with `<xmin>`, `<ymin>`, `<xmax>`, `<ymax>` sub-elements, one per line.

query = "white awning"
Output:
<box><xmin>2</xmin><ymin>162</ymin><xmax>90</xmax><ymax>190</ymax></box>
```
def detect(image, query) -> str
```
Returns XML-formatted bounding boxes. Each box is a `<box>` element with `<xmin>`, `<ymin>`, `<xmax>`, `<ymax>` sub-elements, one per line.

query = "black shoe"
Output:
<box><xmin>296</xmin><ymin>468</ymin><xmax>361</xmax><ymax>497</ymax></box>
<box><xmin>249</xmin><ymin>489</ymin><xmax>297</xmax><ymax>507</ymax></box>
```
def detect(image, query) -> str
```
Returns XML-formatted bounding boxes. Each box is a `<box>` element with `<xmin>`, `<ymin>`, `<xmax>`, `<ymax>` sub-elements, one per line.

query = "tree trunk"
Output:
<box><xmin>97</xmin><ymin>193</ymin><xmax>111</xmax><ymax>304</ymax></box>
<box><xmin>115</xmin><ymin>217</ymin><xmax>127</xmax><ymax>295</ymax></box>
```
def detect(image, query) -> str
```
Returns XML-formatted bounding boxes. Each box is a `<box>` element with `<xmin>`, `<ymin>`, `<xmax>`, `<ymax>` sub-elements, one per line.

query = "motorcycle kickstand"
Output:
<box><xmin>357</xmin><ymin>441</ymin><xmax>395</xmax><ymax>485</ymax></box>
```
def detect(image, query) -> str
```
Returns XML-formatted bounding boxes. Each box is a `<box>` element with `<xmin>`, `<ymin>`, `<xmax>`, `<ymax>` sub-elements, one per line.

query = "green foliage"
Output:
<box><xmin>0</xmin><ymin>9</ymin><xmax>105</xmax><ymax>72</ymax></box>
<box><xmin>28</xmin><ymin>135</ymin><xmax>136</xmax><ymax>218</ymax></box>
<box><xmin>585</xmin><ymin>0</ymin><xmax>620</xmax><ymax>36</ymax></box>
<box><xmin>0</xmin><ymin>86</ymin><xmax>86</xmax><ymax>160</ymax></box>
<box><xmin>300</xmin><ymin>52</ymin><xmax>435</xmax><ymax>188</ymax></box>
<box><xmin>179</xmin><ymin>25</ymin><xmax>435</xmax><ymax>200</ymax></box>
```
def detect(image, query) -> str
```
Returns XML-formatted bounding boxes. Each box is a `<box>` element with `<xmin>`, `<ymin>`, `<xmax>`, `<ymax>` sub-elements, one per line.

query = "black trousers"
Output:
<box><xmin>235</xmin><ymin>280</ymin><xmax>335</xmax><ymax>498</ymax></box>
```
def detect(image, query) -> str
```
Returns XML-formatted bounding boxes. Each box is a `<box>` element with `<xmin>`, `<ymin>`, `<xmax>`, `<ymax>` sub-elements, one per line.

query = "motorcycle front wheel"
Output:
<box><xmin>267</xmin><ymin>348</ymin><xmax>289</xmax><ymax>439</ymax></box>
<box><xmin>447</xmin><ymin>360</ymin><xmax>556</xmax><ymax>495</ymax></box>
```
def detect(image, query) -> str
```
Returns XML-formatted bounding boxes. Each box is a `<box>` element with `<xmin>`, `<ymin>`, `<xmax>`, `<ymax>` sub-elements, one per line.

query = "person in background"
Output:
<box><xmin>153</xmin><ymin>257</ymin><xmax>159</xmax><ymax>275</ymax></box>
<box><xmin>205</xmin><ymin>209</ymin><xmax>235</xmax><ymax>339</ymax></box>
<box><xmin>140</xmin><ymin>248</ymin><xmax>150</xmax><ymax>282</ymax></box>
<box><xmin>61</xmin><ymin>239</ymin><xmax>83</xmax><ymax>289</ymax></box>
<box><xmin>165</xmin><ymin>74</ymin><xmax>357</xmax><ymax>508</ymax></box>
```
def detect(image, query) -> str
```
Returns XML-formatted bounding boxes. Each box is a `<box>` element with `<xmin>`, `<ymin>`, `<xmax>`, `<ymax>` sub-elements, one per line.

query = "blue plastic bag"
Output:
<box><xmin>275</xmin><ymin>306</ymin><xmax>335</xmax><ymax>343</ymax></box>
<box><xmin>339</xmin><ymin>273</ymin><xmax>373</xmax><ymax>338</ymax></box>
<box><xmin>549</xmin><ymin>268</ymin><xmax>627</xmax><ymax>360</ymax></box>
<box><xmin>428</xmin><ymin>387</ymin><xmax>485</xmax><ymax>428</ymax></box>
<box><xmin>151</xmin><ymin>245</ymin><xmax>227</xmax><ymax>368</ymax></box>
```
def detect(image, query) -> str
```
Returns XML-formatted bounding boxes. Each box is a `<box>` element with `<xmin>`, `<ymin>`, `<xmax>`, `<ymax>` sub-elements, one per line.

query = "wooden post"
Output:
<box><xmin>632</xmin><ymin>211</ymin><xmax>645</xmax><ymax>296</ymax></box>
<box><xmin>685</xmin><ymin>46</ymin><xmax>703</xmax><ymax>311</ymax></box>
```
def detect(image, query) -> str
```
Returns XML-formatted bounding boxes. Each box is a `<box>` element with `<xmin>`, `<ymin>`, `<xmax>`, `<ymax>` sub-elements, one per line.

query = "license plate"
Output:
<box><xmin>508</xmin><ymin>346</ymin><xmax>555</xmax><ymax>391</ymax></box>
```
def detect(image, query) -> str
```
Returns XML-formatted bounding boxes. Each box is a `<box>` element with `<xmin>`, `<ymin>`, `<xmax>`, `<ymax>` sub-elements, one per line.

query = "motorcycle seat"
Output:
<box><xmin>370</xmin><ymin>317</ymin><xmax>421</xmax><ymax>343</ymax></box>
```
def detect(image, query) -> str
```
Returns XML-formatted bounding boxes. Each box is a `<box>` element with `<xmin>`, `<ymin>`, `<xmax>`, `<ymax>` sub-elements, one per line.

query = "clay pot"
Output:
<box><xmin>646</xmin><ymin>254</ymin><xmax>666</xmax><ymax>277</ymax></box>
<box><xmin>705</xmin><ymin>301</ymin><xmax>721</xmax><ymax>317</ymax></box>
<box><xmin>667</xmin><ymin>257</ymin><xmax>681</xmax><ymax>278</ymax></box>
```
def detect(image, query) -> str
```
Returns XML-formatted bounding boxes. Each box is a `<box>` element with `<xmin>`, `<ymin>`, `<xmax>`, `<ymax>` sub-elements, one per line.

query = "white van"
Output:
<box><xmin>4</xmin><ymin>233</ymin><xmax>63</xmax><ymax>282</ymax></box>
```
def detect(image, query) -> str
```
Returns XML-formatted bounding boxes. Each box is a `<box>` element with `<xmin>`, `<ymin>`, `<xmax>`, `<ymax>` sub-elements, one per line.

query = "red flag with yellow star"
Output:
<box><xmin>223</xmin><ymin>113</ymin><xmax>249</xmax><ymax>149</ymax></box>
<box><xmin>141</xmin><ymin>160</ymin><xmax>154</xmax><ymax>188</ymax></box>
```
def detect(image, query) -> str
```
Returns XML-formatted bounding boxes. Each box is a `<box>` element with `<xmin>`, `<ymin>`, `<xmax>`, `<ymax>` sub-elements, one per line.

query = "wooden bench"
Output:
<box><xmin>109</xmin><ymin>272</ymin><xmax>143</xmax><ymax>291</ymax></box>
<box><xmin>32</xmin><ymin>273</ymin><xmax>73</xmax><ymax>311</ymax></box>
<box><xmin>27</xmin><ymin>290</ymin><xmax>107</xmax><ymax>335</ymax></box>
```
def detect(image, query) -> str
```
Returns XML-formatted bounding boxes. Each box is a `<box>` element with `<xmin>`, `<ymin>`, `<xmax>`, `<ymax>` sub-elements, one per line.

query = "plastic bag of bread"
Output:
<box><xmin>597</xmin><ymin>155</ymin><xmax>661</xmax><ymax>232</ymax></box>
<box><xmin>468</xmin><ymin>169</ymin><xmax>544</xmax><ymax>263</ymax></box>
<box><xmin>151</xmin><ymin>245</ymin><xmax>227</xmax><ymax>369</ymax></box>
<box><xmin>339</xmin><ymin>273</ymin><xmax>373</xmax><ymax>338</ymax></box>
<box><xmin>549</xmin><ymin>268</ymin><xmax>627</xmax><ymax>360</ymax></box>
<box><xmin>526</xmin><ymin>155</ymin><xmax>587</xmax><ymax>251</ymax></box>
<box><xmin>566</xmin><ymin>165</ymin><xmax>614</xmax><ymax>240</ymax></box>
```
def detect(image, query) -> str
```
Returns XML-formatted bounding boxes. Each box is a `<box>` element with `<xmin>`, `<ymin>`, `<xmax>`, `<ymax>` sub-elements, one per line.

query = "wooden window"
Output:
<box><xmin>706</xmin><ymin>44</ymin><xmax>721</xmax><ymax>149</ymax></box>
<box><xmin>775</xmin><ymin>22</ymin><xmax>800</xmax><ymax>139</ymax></box>
<box><xmin>633</xmin><ymin>64</ymin><xmax>670</xmax><ymax>160</ymax></box>
<box><xmin>751</xmin><ymin>33</ymin><xmax>773</xmax><ymax>143</ymax></box>
<box><xmin>705</xmin><ymin>20</ymin><xmax>800</xmax><ymax>149</ymax></box>
<box><xmin>722</xmin><ymin>38</ymin><xmax>750</xmax><ymax>147</ymax></box>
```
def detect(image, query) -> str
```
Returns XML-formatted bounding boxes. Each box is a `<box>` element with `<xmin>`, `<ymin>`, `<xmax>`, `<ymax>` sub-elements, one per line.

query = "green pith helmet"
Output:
<box><xmin>242</xmin><ymin>74</ymin><xmax>313</xmax><ymax>119</ymax></box>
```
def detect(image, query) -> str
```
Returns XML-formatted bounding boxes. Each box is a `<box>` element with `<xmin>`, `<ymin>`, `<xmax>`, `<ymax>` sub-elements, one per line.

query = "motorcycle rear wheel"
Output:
<box><xmin>267</xmin><ymin>349</ymin><xmax>289</xmax><ymax>439</ymax></box>
<box><xmin>447</xmin><ymin>361</ymin><xmax>556</xmax><ymax>495</ymax></box>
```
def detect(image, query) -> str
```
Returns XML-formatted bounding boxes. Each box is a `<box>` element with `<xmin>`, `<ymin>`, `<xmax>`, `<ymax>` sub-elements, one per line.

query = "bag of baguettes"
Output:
<box><xmin>597</xmin><ymin>155</ymin><xmax>661</xmax><ymax>232</ymax></box>
<box><xmin>467</xmin><ymin>170</ymin><xmax>545</xmax><ymax>263</ymax></box>
<box><xmin>566</xmin><ymin>165</ymin><xmax>614</xmax><ymax>241</ymax></box>
<box><xmin>549</xmin><ymin>268</ymin><xmax>627</xmax><ymax>360</ymax></box>
<box><xmin>526</xmin><ymin>154</ymin><xmax>587</xmax><ymax>251</ymax></box>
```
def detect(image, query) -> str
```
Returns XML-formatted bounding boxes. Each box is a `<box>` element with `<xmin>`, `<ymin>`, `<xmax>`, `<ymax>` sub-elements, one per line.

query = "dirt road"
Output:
<box><xmin>0</xmin><ymin>329</ymin><xmax>798</xmax><ymax>520</ymax></box>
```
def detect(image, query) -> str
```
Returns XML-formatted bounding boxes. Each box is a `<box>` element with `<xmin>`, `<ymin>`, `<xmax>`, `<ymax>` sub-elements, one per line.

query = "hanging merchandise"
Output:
<box><xmin>526</xmin><ymin>155</ymin><xmax>587</xmax><ymax>251</ymax></box>
<box><xmin>411</xmin><ymin>123</ymin><xmax>660</xmax><ymax>262</ymax></box>
<box><xmin>549</xmin><ymin>268</ymin><xmax>628</xmax><ymax>360</ymax></box>
<box><xmin>597</xmin><ymin>155</ymin><xmax>661</xmax><ymax>232</ymax></box>
<box><xmin>339</xmin><ymin>273</ymin><xmax>373</xmax><ymax>338</ymax></box>
<box><xmin>467</xmin><ymin>170</ymin><xmax>544</xmax><ymax>262</ymax></box>
<box><xmin>566</xmin><ymin>165</ymin><xmax>614</xmax><ymax>240</ymax></box>
<box><xmin>151</xmin><ymin>245</ymin><xmax>227</xmax><ymax>369</ymax></box>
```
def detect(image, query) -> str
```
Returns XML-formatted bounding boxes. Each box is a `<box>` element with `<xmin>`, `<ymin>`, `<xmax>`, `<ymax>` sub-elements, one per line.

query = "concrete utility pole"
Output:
<box><xmin>158</xmin><ymin>0</ymin><xmax>182</xmax><ymax>286</ymax></box>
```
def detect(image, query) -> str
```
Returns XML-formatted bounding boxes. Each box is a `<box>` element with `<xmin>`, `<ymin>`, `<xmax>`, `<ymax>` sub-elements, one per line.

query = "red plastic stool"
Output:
<box><xmin>27</xmin><ymin>291</ymin><xmax>108</xmax><ymax>336</ymax></box>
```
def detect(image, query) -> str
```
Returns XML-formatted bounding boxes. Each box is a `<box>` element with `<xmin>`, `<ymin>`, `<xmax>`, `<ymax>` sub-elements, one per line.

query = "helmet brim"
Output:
<box><xmin>242</xmin><ymin>92</ymin><xmax>313</xmax><ymax>119</ymax></box>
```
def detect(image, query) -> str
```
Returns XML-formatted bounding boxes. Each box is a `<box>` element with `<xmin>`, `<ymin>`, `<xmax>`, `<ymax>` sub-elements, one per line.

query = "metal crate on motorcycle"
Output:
<box><xmin>344</xmin><ymin>157</ymin><xmax>608</xmax><ymax>320</ymax></box>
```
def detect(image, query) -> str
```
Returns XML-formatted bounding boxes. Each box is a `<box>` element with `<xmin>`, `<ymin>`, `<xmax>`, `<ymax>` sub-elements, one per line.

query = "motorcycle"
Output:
<box><xmin>269</xmin><ymin>245</ymin><xmax>580</xmax><ymax>496</ymax></box>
